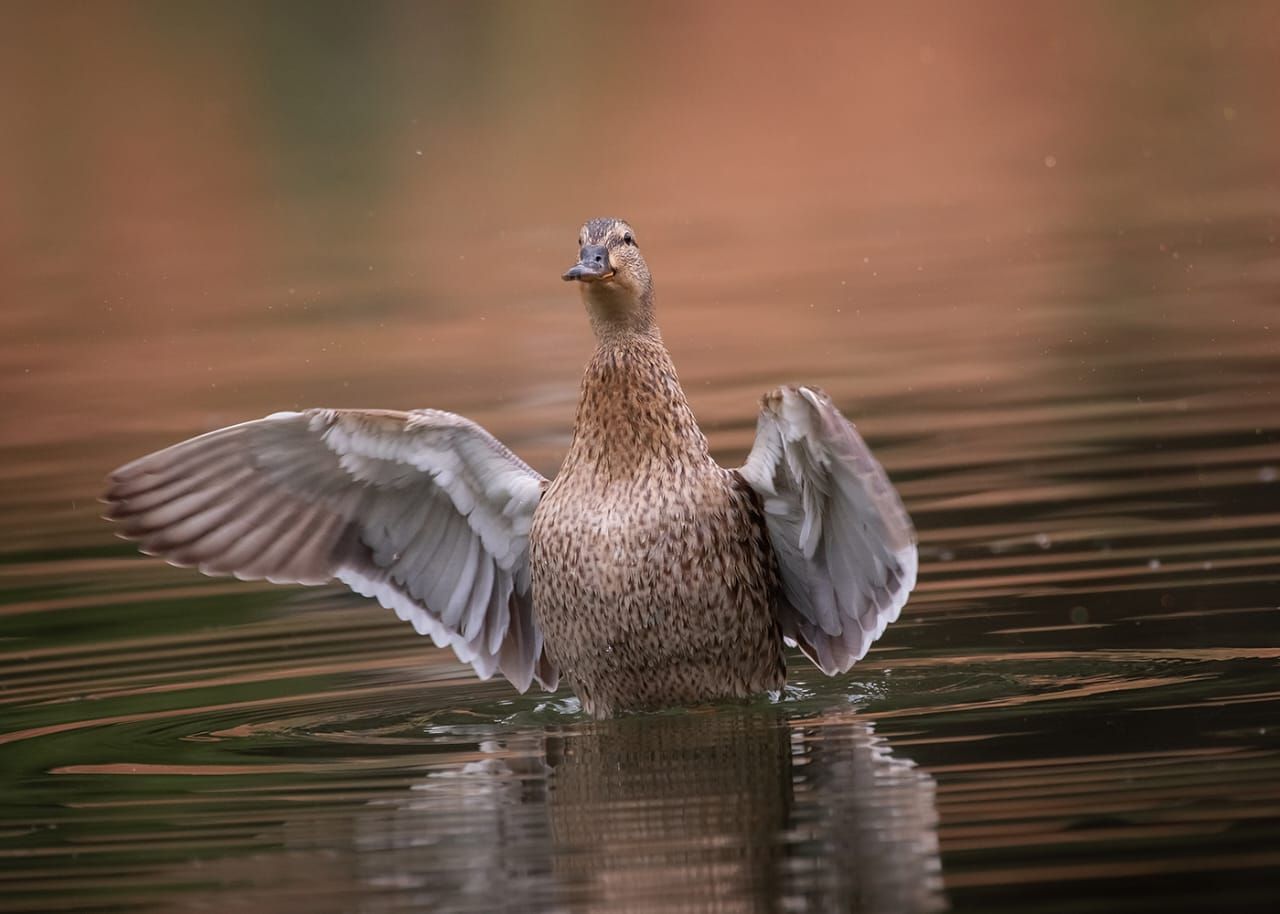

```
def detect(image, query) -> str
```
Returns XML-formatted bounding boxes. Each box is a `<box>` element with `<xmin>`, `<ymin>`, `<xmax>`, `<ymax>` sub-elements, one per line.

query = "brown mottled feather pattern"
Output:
<box><xmin>531</xmin><ymin>334</ymin><xmax>785</xmax><ymax>717</ymax></box>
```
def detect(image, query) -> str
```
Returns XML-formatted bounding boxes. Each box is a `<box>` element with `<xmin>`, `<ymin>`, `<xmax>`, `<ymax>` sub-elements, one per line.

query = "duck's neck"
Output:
<box><xmin>564</xmin><ymin>326</ymin><xmax>712</xmax><ymax>480</ymax></box>
<box><xmin>584</xmin><ymin>283</ymin><xmax>658</xmax><ymax>343</ymax></box>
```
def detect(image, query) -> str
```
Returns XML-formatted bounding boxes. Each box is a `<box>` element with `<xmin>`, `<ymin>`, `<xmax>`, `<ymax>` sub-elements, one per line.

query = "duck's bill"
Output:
<box><xmin>562</xmin><ymin>262</ymin><xmax>615</xmax><ymax>282</ymax></box>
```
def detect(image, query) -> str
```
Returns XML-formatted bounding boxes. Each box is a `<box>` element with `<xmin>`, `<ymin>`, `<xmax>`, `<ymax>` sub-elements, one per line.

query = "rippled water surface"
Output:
<box><xmin>3</xmin><ymin>4</ymin><xmax>1279</xmax><ymax>912</ymax></box>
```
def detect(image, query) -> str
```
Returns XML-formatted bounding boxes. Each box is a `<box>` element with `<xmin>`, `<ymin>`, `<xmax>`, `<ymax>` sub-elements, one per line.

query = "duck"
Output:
<box><xmin>104</xmin><ymin>217</ymin><xmax>917</xmax><ymax>718</ymax></box>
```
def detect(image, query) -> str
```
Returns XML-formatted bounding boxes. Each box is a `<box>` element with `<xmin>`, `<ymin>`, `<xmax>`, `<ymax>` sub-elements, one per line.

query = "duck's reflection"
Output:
<box><xmin>356</xmin><ymin>711</ymin><xmax>944</xmax><ymax>914</ymax></box>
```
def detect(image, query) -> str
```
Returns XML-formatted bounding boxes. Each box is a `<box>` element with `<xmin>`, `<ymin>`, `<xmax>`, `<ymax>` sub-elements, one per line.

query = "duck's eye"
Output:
<box><xmin>623</xmin><ymin>232</ymin><xmax>635</xmax><ymax>246</ymax></box>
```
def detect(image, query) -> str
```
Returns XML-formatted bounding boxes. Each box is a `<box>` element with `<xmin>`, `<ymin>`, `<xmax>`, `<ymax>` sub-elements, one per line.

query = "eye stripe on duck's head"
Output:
<box><xmin>581</xmin><ymin>217</ymin><xmax>638</xmax><ymax>250</ymax></box>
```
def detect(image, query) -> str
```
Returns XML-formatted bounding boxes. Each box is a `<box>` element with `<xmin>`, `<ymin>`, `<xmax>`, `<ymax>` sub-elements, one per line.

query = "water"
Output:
<box><xmin>3</xmin><ymin>3</ymin><xmax>1279</xmax><ymax>912</ymax></box>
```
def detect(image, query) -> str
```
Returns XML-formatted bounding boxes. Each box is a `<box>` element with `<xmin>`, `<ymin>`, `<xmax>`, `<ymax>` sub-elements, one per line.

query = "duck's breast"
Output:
<box><xmin>529</xmin><ymin>464</ymin><xmax>783</xmax><ymax>710</ymax></box>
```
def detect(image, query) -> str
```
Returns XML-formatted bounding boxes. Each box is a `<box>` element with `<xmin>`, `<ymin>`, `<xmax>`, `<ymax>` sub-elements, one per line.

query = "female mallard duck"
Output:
<box><xmin>105</xmin><ymin>217</ymin><xmax>917</xmax><ymax>717</ymax></box>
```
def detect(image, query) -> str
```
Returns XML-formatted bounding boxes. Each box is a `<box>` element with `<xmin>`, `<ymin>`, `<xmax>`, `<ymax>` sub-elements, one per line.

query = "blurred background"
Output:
<box><xmin>1</xmin><ymin>3</ymin><xmax>1278</xmax><ymax>913</ymax></box>
<box><xmin>3</xmin><ymin>1</ymin><xmax>1276</xmax><ymax>546</ymax></box>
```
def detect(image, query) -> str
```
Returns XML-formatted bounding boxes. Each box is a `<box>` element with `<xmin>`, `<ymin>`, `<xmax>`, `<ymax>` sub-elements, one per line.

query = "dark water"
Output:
<box><xmin>3</xmin><ymin>3</ymin><xmax>1279</xmax><ymax>912</ymax></box>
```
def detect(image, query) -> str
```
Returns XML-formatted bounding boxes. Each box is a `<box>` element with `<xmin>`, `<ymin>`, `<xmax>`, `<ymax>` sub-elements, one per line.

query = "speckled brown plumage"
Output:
<box><xmin>530</xmin><ymin>332</ymin><xmax>785</xmax><ymax>717</ymax></box>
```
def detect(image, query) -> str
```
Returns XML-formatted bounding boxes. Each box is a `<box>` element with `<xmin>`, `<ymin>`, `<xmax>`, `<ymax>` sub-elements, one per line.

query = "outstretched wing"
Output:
<box><xmin>103</xmin><ymin>408</ymin><xmax>558</xmax><ymax>692</ymax></box>
<box><xmin>738</xmin><ymin>386</ymin><xmax>917</xmax><ymax>675</ymax></box>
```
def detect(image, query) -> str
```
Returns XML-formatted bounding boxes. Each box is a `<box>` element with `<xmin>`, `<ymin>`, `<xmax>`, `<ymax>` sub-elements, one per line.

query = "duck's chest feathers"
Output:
<box><xmin>531</xmin><ymin>336</ymin><xmax>731</xmax><ymax>586</ymax></box>
<box><xmin>534</xmin><ymin>460</ymin><xmax>742</xmax><ymax>588</ymax></box>
<box><xmin>559</xmin><ymin>338</ymin><xmax>708</xmax><ymax>477</ymax></box>
<box><xmin>529</xmin><ymin>465</ymin><xmax>780</xmax><ymax>713</ymax></box>
<box><xmin>527</xmin><ymin>338</ymin><xmax>784</xmax><ymax>713</ymax></box>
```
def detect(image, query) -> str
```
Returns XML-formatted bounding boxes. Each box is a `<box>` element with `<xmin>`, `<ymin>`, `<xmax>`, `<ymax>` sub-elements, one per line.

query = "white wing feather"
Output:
<box><xmin>739</xmin><ymin>386</ymin><xmax>917</xmax><ymax>674</ymax></box>
<box><xmin>104</xmin><ymin>408</ymin><xmax>557</xmax><ymax>692</ymax></box>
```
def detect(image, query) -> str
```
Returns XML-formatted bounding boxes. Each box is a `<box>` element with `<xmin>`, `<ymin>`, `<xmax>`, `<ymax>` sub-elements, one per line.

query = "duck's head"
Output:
<box><xmin>563</xmin><ymin>217</ymin><xmax>655</xmax><ymax>336</ymax></box>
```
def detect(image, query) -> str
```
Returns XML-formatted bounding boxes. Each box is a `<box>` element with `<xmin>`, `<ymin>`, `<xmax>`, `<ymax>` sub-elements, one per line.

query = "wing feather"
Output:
<box><xmin>444</xmin><ymin>534</ymin><xmax>481</xmax><ymax>630</ymax></box>
<box><xmin>104</xmin><ymin>408</ymin><xmax>557</xmax><ymax>691</ymax></box>
<box><xmin>739</xmin><ymin>386</ymin><xmax>917</xmax><ymax>675</ymax></box>
<box><xmin>462</xmin><ymin>553</ymin><xmax>496</xmax><ymax>643</ymax></box>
